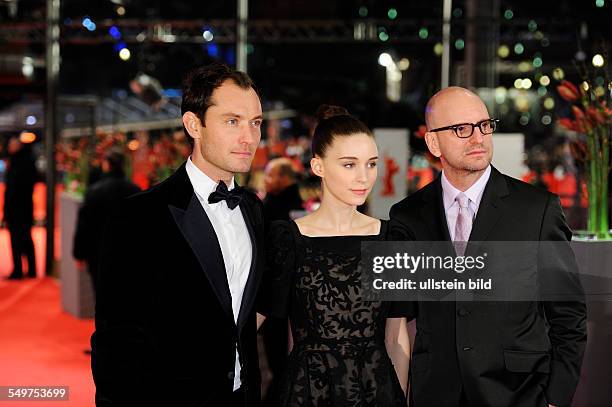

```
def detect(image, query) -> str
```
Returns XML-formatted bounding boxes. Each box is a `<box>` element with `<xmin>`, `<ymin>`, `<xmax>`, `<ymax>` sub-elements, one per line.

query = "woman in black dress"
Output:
<box><xmin>257</xmin><ymin>105</ymin><xmax>410</xmax><ymax>406</ymax></box>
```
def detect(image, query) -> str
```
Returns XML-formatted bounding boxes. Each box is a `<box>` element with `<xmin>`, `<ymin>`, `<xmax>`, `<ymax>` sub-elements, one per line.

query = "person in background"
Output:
<box><xmin>260</xmin><ymin>157</ymin><xmax>304</xmax><ymax>405</ymax></box>
<box><xmin>3</xmin><ymin>136</ymin><xmax>37</xmax><ymax>280</ymax></box>
<box><xmin>73</xmin><ymin>148</ymin><xmax>140</xmax><ymax>297</ymax></box>
<box><xmin>263</xmin><ymin>157</ymin><xmax>303</xmax><ymax>222</ymax></box>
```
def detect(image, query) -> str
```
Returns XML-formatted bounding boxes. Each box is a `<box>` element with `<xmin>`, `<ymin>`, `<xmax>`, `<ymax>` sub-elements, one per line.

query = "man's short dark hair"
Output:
<box><xmin>276</xmin><ymin>160</ymin><xmax>296</xmax><ymax>180</ymax></box>
<box><xmin>104</xmin><ymin>147</ymin><xmax>126</xmax><ymax>176</ymax></box>
<box><xmin>181</xmin><ymin>62</ymin><xmax>258</xmax><ymax>145</ymax></box>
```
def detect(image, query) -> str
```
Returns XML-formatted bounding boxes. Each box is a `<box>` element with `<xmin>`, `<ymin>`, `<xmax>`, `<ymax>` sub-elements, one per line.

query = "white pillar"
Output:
<box><xmin>441</xmin><ymin>0</ymin><xmax>452</xmax><ymax>88</ymax></box>
<box><xmin>237</xmin><ymin>0</ymin><xmax>248</xmax><ymax>72</ymax></box>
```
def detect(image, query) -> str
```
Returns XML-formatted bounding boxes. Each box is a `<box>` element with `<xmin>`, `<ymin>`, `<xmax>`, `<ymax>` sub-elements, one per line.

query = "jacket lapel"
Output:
<box><xmin>167</xmin><ymin>165</ymin><xmax>234</xmax><ymax>320</ymax></box>
<box><xmin>421</xmin><ymin>177</ymin><xmax>452</xmax><ymax>241</ymax></box>
<box><xmin>236</xmin><ymin>201</ymin><xmax>261</xmax><ymax>330</ymax></box>
<box><xmin>468</xmin><ymin>166</ymin><xmax>508</xmax><ymax>243</ymax></box>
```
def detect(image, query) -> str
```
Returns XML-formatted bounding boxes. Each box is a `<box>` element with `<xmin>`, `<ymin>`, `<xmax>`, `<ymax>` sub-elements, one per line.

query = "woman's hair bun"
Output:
<box><xmin>315</xmin><ymin>104</ymin><xmax>350</xmax><ymax>121</ymax></box>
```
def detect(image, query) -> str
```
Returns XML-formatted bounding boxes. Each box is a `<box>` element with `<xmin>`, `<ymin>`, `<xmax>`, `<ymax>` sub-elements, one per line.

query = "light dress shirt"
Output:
<box><xmin>186</xmin><ymin>157</ymin><xmax>252</xmax><ymax>391</ymax></box>
<box><xmin>441</xmin><ymin>165</ymin><xmax>491</xmax><ymax>241</ymax></box>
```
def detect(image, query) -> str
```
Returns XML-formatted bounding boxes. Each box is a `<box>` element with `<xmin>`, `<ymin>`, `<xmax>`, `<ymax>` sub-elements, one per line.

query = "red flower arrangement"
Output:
<box><xmin>556</xmin><ymin>77</ymin><xmax>611</xmax><ymax>238</ymax></box>
<box><xmin>56</xmin><ymin>130</ymin><xmax>190</xmax><ymax>195</ymax></box>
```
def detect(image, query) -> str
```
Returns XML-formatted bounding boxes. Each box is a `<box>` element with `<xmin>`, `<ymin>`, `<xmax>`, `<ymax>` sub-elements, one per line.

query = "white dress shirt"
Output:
<box><xmin>441</xmin><ymin>165</ymin><xmax>491</xmax><ymax>241</ymax></box>
<box><xmin>186</xmin><ymin>157</ymin><xmax>252</xmax><ymax>391</ymax></box>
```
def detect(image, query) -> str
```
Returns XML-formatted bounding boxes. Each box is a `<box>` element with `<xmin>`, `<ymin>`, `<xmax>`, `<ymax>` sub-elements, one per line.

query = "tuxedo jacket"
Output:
<box><xmin>91</xmin><ymin>163</ymin><xmax>265</xmax><ymax>407</ymax></box>
<box><xmin>389</xmin><ymin>166</ymin><xmax>586</xmax><ymax>407</ymax></box>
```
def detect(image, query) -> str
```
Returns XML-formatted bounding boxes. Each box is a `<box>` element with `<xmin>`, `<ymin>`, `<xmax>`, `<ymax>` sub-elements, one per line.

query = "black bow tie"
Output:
<box><xmin>208</xmin><ymin>181</ymin><xmax>245</xmax><ymax>210</ymax></box>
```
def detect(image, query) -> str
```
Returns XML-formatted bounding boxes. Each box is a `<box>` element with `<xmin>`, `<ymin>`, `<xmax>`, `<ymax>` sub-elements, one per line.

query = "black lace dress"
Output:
<box><xmin>259</xmin><ymin>220</ymin><xmax>407</xmax><ymax>407</ymax></box>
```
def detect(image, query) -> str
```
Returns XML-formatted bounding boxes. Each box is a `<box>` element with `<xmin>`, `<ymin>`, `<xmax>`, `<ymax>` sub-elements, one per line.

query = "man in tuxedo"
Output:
<box><xmin>389</xmin><ymin>87</ymin><xmax>586</xmax><ymax>407</ymax></box>
<box><xmin>92</xmin><ymin>62</ymin><xmax>265</xmax><ymax>406</ymax></box>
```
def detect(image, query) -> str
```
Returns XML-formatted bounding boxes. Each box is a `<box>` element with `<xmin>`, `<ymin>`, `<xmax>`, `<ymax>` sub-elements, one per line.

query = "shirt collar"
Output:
<box><xmin>186</xmin><ymin>156</ymin><xmax>235</xmax><ymax>204</ymax></box>
<box><xmin>441</xmin><ymin>165</ymin><xmax>491</xmax><ymax>212</ymax></box>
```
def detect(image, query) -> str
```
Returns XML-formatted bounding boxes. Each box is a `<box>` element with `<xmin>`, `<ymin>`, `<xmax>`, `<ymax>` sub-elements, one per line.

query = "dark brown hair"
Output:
<box><xmin>103</xmin><ymin>147</ymin><xmax>126</xmax><ymax>176</ymax></box>
<box><xmin>311</xmin><ymin>104</ymin><xmax>373</xmax><ymax>158</ymax></box>
<box><xmin>181</xmin><ymin>62</ymin><xmax>259</xmax><ymax>144</ymax></box>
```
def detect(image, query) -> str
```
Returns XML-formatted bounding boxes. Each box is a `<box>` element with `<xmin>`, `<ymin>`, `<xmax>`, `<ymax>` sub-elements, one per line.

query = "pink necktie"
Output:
<box><xmin>454</xmin><ymin>192</ymin><xmax>472</xmax><ymax>256</ymax></box>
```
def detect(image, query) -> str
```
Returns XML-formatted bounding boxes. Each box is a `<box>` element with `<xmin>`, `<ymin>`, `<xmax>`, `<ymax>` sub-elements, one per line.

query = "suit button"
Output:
<box><xmin>457</xmin><ymin>308</ymin><xmax>470</xmax><ymax>317</ymax></box>
<box><xmin>463</xmin><ymin>347</ymin><xmax>473</xmax><ymax>351</ymax></box>
<box><xmin>228</xmin><ymin>371</ymin><xmax>235</xmax><ymax>380</ymax></box>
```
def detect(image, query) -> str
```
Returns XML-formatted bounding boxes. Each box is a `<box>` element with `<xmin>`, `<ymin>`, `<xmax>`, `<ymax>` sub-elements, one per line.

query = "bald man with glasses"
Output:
<box><xmin>389</xmin><ymin>87</ymin><xmax>586</xmax><ymax>407</ymax></box>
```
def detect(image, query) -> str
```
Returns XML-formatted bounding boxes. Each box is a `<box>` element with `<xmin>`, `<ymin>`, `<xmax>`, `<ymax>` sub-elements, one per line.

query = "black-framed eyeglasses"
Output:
<box><xmin>429</xmin><ymin>118</ymin><xmax>500</xmax><ymax>139</ymax></box>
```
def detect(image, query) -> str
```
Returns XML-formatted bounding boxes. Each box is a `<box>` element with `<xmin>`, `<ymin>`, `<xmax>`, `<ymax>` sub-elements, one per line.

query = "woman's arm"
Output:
<box><xmin>385</xmin><ymin>317</ymin><xmax>410</xmax><ymax>395</ymax></box>
<box><xmin>257</xmin><ymin>312</ymin><xmax>267</xmax><ymax>330</ymax></box>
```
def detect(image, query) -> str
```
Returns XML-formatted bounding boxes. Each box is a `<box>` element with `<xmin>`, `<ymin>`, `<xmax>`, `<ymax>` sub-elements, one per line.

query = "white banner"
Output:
<box><xmin>492</xmin><ymin>133</ymin><xmax>527</xmax><ymax>180</ymax></box>
<box><xmin>370</xmin><ymin>128</ymin><xmax>410</xmax><ymax>220</ymax></box>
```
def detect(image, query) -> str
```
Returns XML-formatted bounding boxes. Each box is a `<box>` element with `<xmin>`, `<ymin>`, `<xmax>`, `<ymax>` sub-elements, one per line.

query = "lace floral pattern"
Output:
<box><xmin>261</xmin><ymin>220</ymin><xmax>406</xmax><ymax>406</ymax></box>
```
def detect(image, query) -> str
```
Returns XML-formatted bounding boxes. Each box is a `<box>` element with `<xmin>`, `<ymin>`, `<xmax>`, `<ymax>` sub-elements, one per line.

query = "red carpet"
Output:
<box><xmin>0</xmin><ymin>277</ymin><xmax>95</xmax><ymax>406</ymax></box>
<box><xmin>0</xmin><ymin>227</ymin><xmax>61</xmax><ymax>278</ymax></box>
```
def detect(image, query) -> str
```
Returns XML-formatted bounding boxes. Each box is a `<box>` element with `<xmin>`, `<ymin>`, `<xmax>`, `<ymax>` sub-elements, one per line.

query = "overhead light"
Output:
<box><xmin>575</xmin><ymin>50</ymin><xmax>587</xmax><ymax>61</ymax></box>
<box><xmin>514</xmin><ymin>43</ymin><xmax>524</xmax><ymax>55</ymax></box>
<box><xmin>538</xmin><ymin>86</ymin><xmax>547</xmax><ymax>96</ymax></box>
<box><xmin>552</xmin><ymin>67</ymin><xmax>565</xmax><ymax>80</ymax></box>
<box><xmin>494</xmin><ymin>87</ymin><xmax>507</xmax><ymax>104</ymax></box>
<box><xmin>528</xmin><ymin>20</ymin><xmax>538</xmax><ymax>32</ymax></box>
<box><xmin>20</xmin><ymin>132</ymin><xmax>36</xmax><ymax>143</ymax></box>
<box><xmin>497</xmin><ymin>45</ymin><xmax>510</xmax><ymax>58</ymax></box>
<box><xmin>543</xmin><ymin>97</ymin><xmax>555</xmax><ymax>110</ymax></box>
<box><xmin>398</xmin><ymin>58</ymin><xmax>410</xmax><ymax>70</ymax></box>
<box><xmin>433</xmin><ymin>43</ymin><xmax>443</xmax><ymax>56</ymax></box>
<box><xmin>203</xmin><ymin>30</ymin><xmax>214</xmax><ymax>42</ymax></box>
<box><xmin>518</xmin><ymin>61</ymin><xmax>531</xmax><ymax>72</ymax></box>
<box><xmin>592</xmin><ymin>54</ymin><xmax>605</xmax><ymax>67</ymax></box>
<box><xmin>22</xmin><ymin>58</ymin><xmax>34</xmax><ymax>77</ymax></box>
<box><xmin>378</xmin><ymin>53</ymin><xmax>393</xmax><ymax>67</ymax></box>
<box><xmin>532</xmin><ymin>57</ymin><xmax>543</xmax><ymax>68</ymax></box>
<box><xmin>82</xmin><ymin>17</ymin><xmax>96</xmax><ymax>31</ymax></box>
<box><xmin>127</xmin><ymin>140</ymin><xmax>140</xmax><ymax>151</ymax></box>
<box><xmin>109</xmin><ymin>26</ymin><xmax>121</xmax><ymax>40</ymax></box>
<box><xmin>119</xmin><ymin>48</ymin><xmax>131</xmax><ymax>61</ymax></box>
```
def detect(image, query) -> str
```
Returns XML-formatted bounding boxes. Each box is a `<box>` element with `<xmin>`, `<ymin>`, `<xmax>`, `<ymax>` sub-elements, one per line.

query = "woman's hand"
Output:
<box><xmin>385</xmin><ymin>317</ymin><xmax>411</xmax><ymax>395</ymax></box>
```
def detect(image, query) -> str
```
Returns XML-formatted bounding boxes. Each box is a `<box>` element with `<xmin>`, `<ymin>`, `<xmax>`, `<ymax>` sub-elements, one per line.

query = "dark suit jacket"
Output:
<box><xmin>389</xmin><ymin>166</ymin><xmax>586</xmax><ymax>407</ymax></box>
<box><xmin>262</xmin><ymin>183</ymin><xmax>303</xmax><ymax>223</ymax></box>
<box><xmin>73</xmin><ymin>174</ymin><xmax>140</xmax><ymax>271</ymax></box>
<box><xmin>3</xmin><ymin>148</ymin><xmax>37</xmax><ymax>225</ymax></box>
<box><xmin>91</xmin><ymin>163</ymin><xmax>265</xmax><ymax>407</ymax></box>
